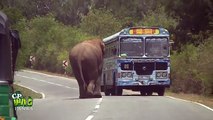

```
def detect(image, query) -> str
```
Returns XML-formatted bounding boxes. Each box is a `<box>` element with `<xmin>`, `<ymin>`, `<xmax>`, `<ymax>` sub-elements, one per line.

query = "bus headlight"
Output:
<box><xmin>156</xmin><ymin>72</ymin><xmax>162</xmax><ymax>77</ymax></box>
<box><xmin>121</xmin><ymin>72</ymin><xmax>133</xmax><ymax>78</ymax></box>
<box><xmin>121</xmin><ymin>72</ymin><xmax>127</xmax><ymax>78</ymax></box>
<box><xmin>162</xmin><ymin>72</ymin><xmax>167</xmax><ymax>77</ymax></box>
<box><xmin>156</xmin><ymin>72</ymin><xmax>167</xmax><ymax>79</ymax></box>
<box><xmin>127</xmin><ymin>72</ymin><xmax>133</xmax><ymax>78</ymax></box>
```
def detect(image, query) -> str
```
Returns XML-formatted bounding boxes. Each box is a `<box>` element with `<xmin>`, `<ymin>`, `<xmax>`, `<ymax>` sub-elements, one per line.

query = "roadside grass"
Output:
<box><xmin>13</xmin><ymin>84</ymin><xmax>43</xmax><ymax>99</ymax></box>
<box><xmin>166</xmin><ymin>91</ymin><xmax>213</xmax><ymax>109</ymax></box>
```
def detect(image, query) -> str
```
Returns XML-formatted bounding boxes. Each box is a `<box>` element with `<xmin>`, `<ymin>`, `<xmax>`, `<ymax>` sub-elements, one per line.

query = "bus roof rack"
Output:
<box><xmin>103</xmin><ymin>30</ymin><xmax>123</xmax><ymax>43</ymax></box>
<box><xmin>103</xmin><ymin>26</ymin><xmax>169</xmax><ymax>43</ymax></box>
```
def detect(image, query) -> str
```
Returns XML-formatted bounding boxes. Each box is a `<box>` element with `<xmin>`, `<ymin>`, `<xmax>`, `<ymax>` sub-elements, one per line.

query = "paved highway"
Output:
<box><xmin>15</xmin><ymin>70</ymin><xmax>213</xmax><ymax>120</ymax></box>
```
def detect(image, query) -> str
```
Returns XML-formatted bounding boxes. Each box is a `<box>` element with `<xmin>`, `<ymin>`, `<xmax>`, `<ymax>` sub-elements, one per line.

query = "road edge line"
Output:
<box><xmin>21</xmin><ymin>70</ymin><xmax>75</xmax><ymax>81</ymax></box>
<box><xmin>166</xmin><ymin>96</ymin><xmax>213</xmax><ymax>112</ymax></box>
<box><xmin>16</xmin><ymin>74</ymin><xmax>78</xmax><ymax>90</ymax></box>
<box><xmin>14</xmin><ymin>83</ymin><xmax>46</xmax><ymax>99</ymax></box>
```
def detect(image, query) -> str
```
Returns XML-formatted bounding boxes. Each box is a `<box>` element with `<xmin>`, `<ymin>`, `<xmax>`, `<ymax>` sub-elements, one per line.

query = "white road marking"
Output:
<box><xmin>21</xmin><ymin>70</ymin><xmax>76</xmax><ymax>81</ymax></box>
<box><xmin>85</xmin><ymin>115</ymin><xmax>94</xmax><ymax>120</ymax></box>
<box><xmin>14</xmin><ymin>83</ymin><xmax>46</xmax><ymax>99</ymax></box>
<box><xmin>95</xmin><ymin>105</ymin><xmax>100</xmax><ymax>109</ymax></box>
<box><xmin>16</xmin><ymin>74</ymin><xmax>78</xmax><ymax>90</ymax></box>
<box><xmin>65</xmin><ymin>86</ymin><xmax>71</xmax><ymax>89</ymax></box>
<box><xmin>166</xmin><ymin>96</ymin><xmax>213</xmax><ymax>112</ymax></box>
<box><xmin>85</xmin><ymin>98</ymin><xmax>103</xmax><ymax>120</ymax></box>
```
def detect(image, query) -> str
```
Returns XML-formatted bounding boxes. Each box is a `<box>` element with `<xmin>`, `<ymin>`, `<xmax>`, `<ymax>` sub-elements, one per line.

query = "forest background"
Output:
<box><xmin>1</xmin><ymin>0</ymin><xmax>212</xmax><ymax>95</ymax></box>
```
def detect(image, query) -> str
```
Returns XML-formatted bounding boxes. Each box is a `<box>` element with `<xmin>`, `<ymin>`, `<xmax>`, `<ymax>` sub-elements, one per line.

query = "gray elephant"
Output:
<box><xmin>69</xmin><ymin>39</ymin><xmax>105</xmax><ymax>98</ymax></box>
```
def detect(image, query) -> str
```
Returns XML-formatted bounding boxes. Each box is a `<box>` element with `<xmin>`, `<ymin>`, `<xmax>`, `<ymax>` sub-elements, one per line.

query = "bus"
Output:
<box><xmin>101</xmin><ymin>26</ymin><xmax>172</xmax><ymax>96</ymax></box>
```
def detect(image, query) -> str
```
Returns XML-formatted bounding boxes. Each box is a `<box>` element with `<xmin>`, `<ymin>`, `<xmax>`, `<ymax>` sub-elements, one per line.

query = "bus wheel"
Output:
<box><xmin>140</xmin><ymin>91</ymin><xmax>146</xmax><ymax>96</ymax></box>
<box><xmin>116</xmin><ymin>88</ymin><xmax>123</xmax><ymax>96</ymax></box>
<box><xmin>147</xmin><ymin>91</ymin><xmax>153</xmax><ymax>96</ymax></box>
<box><xmin>111</xmin><ymin>88</ymin><xmax>122</xmax><ymax>96</ymax></box>
<box><xmin>157</xmin><ymin>87</ymin><xmax>165</xmax><ymax>96</ymax></box>
<box><xmin>104</xmin><ymin>89</ymin><xmax>110</xmax><ymax>96</ymax></box>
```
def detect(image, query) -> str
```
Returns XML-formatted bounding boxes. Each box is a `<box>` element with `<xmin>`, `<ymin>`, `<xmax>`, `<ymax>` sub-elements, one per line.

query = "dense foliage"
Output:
<box><xmin>1</xmin><ymin>0</ymin><xmax>212</xmax><ymax>95</ymax></box>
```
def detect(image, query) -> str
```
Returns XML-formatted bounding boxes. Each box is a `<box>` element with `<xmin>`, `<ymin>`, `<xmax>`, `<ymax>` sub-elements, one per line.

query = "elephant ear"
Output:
<box><xmin>100</xmin><ymin>42</ymin><xmax>105</xmax><ymax>55</ymax></box>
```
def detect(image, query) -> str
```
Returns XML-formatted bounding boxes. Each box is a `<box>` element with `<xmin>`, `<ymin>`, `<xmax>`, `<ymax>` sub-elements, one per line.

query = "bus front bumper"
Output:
<box><xmin>117</xmin><ymin>79</ymin><xmax>170</xmax><ymax>87</ymax></box>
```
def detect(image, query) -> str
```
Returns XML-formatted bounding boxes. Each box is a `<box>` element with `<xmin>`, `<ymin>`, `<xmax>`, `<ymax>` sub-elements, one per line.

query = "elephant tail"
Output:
<box><xmin>78</xmin><ymin>60</ymin><xmax>85</xmax><ymax>84</ymax></box>
<box><xmin>70</xmin><ymin>58</ymin><xmax>85</xmax><ymax>84</ymax></box>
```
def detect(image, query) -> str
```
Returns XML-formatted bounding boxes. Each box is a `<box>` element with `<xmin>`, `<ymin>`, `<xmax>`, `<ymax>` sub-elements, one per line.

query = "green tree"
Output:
<box><xmin>80</xmin><ymin>9</ymin><xmax>122</xmax><ymax>38</ymax></box>
<box><xmin>14</xmin><ymin>18</ymin><xmax>31</xmax><ymax>69</ymax></box>
<box><xmin>137</xmin><ymin>6</ymin><xmax>178</xmax><ymax>30</ymax></box>
<box><xmin>2</xmin><ymin>8</ymin><xmax>23</xmax><ymax>25</ymax></box>
<box><xmin>164</xmin><ymin>0</ymin><xmax>213</xmax><ymax>47</ymax></box>
<box><xmin>14</xmin><ymin>14</ymin><xmax>93</xmax><ymax>72</ymax></box>
<box><xmin>197</xmin><ymin>36</ymin><xmax>213</xmax><ymax>95</ymax></box>
<box><xmin>171</xmin><ymin>44</ymin><xmax>202</xmax><ymax>94</ymax></box>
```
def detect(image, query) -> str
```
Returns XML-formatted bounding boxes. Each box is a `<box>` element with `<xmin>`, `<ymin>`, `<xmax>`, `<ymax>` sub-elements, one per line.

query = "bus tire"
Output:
<box><xmin>116</xmin><ymin>88</ymin><xmax>123</xmax><ymax>96</ymax></box>
<box><xmin>147</xmin><ymin>91</ymin><xmax>153</xmax><ymax>96</ymax></box>
<box><xmin>111</xmin><ymin>89</ymin><xmax>115</xmax><ymax>96</ymax></box>
<box><xmin>103</xmin><ymin>74</ymin><xmax>110</xmax><ymax>96</ymax></box>
<box><xmin>157</xmin><ymin>87</ymin><xmax>165</xmax><ymax>96</ymax></box>
<box><xmin>104</xmin><ymin>89</ymin><xmax>110</xmax><ymax>96</ymax></box>
<box><xmin>111</xmin><ymin>88</ymin><xmax>122</xmax><ymax>96</ymax></box>
<box><xmin>140</xmin><ymin>91</ymin><xmax>146</xmax><ymax>96</ymax></box>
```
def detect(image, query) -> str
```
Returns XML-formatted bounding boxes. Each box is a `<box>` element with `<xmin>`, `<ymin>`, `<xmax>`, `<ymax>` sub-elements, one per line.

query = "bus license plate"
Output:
<box><xmin>139</xmin><ymin>75</ymin><xmax>149</xmax><ymax>80</ymax></box>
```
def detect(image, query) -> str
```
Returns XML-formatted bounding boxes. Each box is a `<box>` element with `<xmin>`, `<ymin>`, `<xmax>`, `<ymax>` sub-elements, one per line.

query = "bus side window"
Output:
<box><xmin>106</xmin><ymin>47</ymin><xmax>110</xmax><ymax>58</ymax></box>
<box><xmin>109</xmin><ymin>46</ymin><xmax>112</xmax><ymax>57</ymax></box>
<box><xmin>112</xmin><ymin>47</ymin><xmax>117</xmax><ymax>55</ymax></box>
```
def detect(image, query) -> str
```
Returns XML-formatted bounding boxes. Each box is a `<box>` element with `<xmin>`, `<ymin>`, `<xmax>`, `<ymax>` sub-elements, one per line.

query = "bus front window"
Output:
<box><xmin>145</xmin><ymin>37</ymin><xmax>169</xmax><ymax>57</ymax></box>
<box><xmin>120</xmin><ymin>37</ymin><xmax>144</xmax><ymax>57</ymax></box>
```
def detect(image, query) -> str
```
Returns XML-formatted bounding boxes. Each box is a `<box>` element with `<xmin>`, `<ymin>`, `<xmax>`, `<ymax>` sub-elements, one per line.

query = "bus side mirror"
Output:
<box><xmin>169</xmin><ymin>40</ymin><xmax>174</xmax><ymax>45</ymax></box>
<box><xmin>169</xmin><ymin>40</ymin><xmax>174</xmax><ymax>50</ymax></box>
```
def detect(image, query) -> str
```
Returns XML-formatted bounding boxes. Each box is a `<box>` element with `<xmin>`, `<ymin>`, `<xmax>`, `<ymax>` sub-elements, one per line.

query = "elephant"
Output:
<box><xmin>69</xmin><ymin>39</ymin><xmax>105</xmax><ymax>98</ymax></box>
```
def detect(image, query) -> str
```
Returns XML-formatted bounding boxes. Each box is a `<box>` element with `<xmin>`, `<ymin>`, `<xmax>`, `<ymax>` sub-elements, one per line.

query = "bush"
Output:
<box><xmin>171</xmin><ymin>36</ymin><xmax>213</xmax><ymax>95</ymax></box>
<box><xmin>137</xmin><ymin>6</ymin><xmax>178</xmax><ymax>31</ymax></box>
<box><xmin>14</xmin><ymin>15</ymin><xmax>93</xmax><ymax>73</ymax></box>
<box><xmin>171</xmin><ymin>44</ymin><xmax>203</xmax><ymax>94</ymax></box>
<box><xmin>197</xmin><ymin>36</ymin><xmax>213</xmax><ymax>95</ymax></box>
<box><xmin>80</xmin><ymin>9</ymin><xmax>122</xmax><ymax>38</ymax></box>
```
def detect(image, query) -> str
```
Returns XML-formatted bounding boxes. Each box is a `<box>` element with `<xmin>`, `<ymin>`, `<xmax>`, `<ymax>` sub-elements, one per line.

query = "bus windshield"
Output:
<box><xmin>145</xmin><ymin>37</ymin><xmax>168</xmax><ymax>57</ymax></box>
<box><xmin>120</xmin><ymin>37</ymin><xmax>144</xmax><ymax>57</ymax></box>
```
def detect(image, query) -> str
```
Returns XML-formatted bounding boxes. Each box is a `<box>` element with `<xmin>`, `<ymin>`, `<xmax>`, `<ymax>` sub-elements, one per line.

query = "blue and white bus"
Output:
<box><xmin>101</xmin><ymin>26</ymin><xmax>172</xmax><ymax>96</ymax></box>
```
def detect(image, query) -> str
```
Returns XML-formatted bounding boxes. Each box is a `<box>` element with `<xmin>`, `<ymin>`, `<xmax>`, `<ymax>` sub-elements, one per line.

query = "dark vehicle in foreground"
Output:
<box><xmin>0</xmin><ymin>11</ymin><xmax>21</xmax><ymax>120</ymax></box>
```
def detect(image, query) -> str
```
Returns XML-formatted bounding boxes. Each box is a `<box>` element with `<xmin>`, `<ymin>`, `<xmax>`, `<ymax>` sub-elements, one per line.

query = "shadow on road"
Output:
<box><xmin>63</xmin><ymin>97</ymin><xmax>80</xmax><ymax>101</ymax></box>
<box><xmin>63</xmin><ymin>97</ymin><xmax>102</xmax><ymax>100</ymax></box>
<box><xmin>102</xmin><ymin>94</ymin><xmax>159</xmax><ymax>96</ymax></box>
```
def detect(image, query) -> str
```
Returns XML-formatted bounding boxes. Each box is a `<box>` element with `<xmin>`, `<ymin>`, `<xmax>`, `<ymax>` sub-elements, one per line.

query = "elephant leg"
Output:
<box><xmin>70</xmin><ymin>59</ymin><xmax>87</xmax><ymax>98</ymax></box>
<box><xmin>87</xmin><ymin>80</ymin><xmax>95</xmax><ymax>97</ymax></box>
<box><xmin>93</xmin><ymin>64</ymin><xmax>103</xmax><ymax>98</ymax></box>
<box><xmin>93</xmin><ymin>76</ymin><xmax>102</xmax><ymax>98</ymax></box>
<box><xmin>77</xmin><ymin>80</ymin><xmax>87</xmax><ymax>98</ymax></box>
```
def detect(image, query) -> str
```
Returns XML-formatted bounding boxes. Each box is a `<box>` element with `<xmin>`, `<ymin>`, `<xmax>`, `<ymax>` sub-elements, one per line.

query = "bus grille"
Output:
<box><xmin>134</xmin><ymin>62</ymin><xmax>167</xmax><ymax>75</ymax></box>
<box><xmin>156</xmin><ymin>62</ymin><xmax>168</xmax><ymax>70</ymax></box>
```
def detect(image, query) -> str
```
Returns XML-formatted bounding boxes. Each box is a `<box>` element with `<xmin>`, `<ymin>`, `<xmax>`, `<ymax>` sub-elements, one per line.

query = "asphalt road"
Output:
<box><xmin>15</xmin><ymin>70</ymin><xmax>213</xmax><ymax>120</ymax></box>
